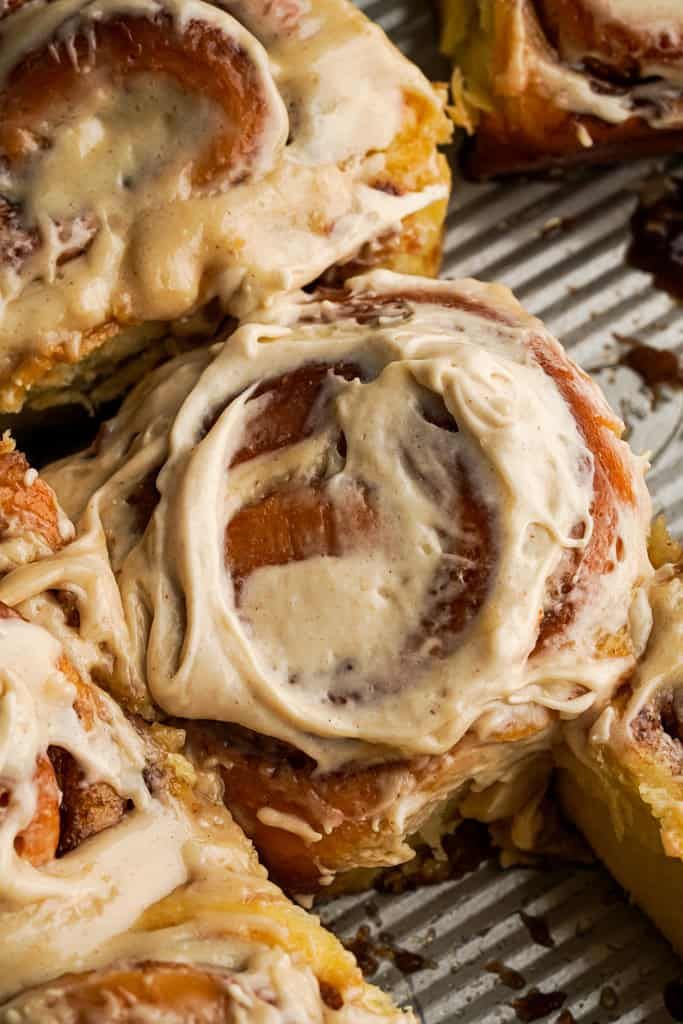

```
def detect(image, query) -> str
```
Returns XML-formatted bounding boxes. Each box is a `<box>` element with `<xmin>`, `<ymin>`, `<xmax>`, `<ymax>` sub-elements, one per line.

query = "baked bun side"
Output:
<box><xmin>441</xmin><ymin>0</ymin><xmax>683</xmax><ymax>177</ymax></box>
<box><xmin>557</xmin><ymin>559</ymin><xmax>683</xmax><ymax>957</ymax></box>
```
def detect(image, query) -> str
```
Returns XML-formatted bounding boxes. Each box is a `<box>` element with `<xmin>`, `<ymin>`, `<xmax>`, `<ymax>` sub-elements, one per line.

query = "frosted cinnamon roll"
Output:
<box><xmin>441</xmin><ymin>0</ymin><xmax>683</xmax><ymax>177</ymax></box>
<box><xmin>6</xmin><ymin>269</ymin><xmax>652</xmax><ymax>892</ymax></box>
<box><xmin>0</xmin><ymin>664</ymin><xmax>410</xmax><ymax>1024</ymax></box>
<box><xmin>0</xmin><ymin>456</ymin><xmax>412</xmax><ymax>1024</ymax></box>
<box><xmin>0</xmin><ymin>0</ymin><xmax>450</xmax><ymax>413</ymax></box>
<box><xmin>0</xmin><ymin>622</ymin><xmax>411</xmax><ymax>1024</ymax></box>
<box><xmin>556</xmin><ymin>545</ymin><xmax>683</xmax><ymax>958</ymax></box>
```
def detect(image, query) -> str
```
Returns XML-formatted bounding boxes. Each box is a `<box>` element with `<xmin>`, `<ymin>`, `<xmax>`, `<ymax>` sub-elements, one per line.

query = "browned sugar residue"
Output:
<box><xmin>615</xmin><ymin>335</ymin><xmax>683</xmax><ymax>392</ymax></box>
<box><xmin>343</xmin><ymin>925</ymin><xmax>434</xmax><ymax>978</ymax></box>
<box><xmin>485</xmin><ymin>960</ymin><xmax>525</xmax><ymax>990</ymax></box>
<box><xmin>511</xmin><ymin>988</ymin><xmax>567</xmax><ymax>1022</ymax></box>
<box><xmin>555</xmin><ymin>1011</ymin><xmax>576</xmax><ymax>1024</ymax></box>
<box><xmin>519</xmin><ymin>910</ymin><xmax>555</xmax><ymax>948</ymax></box>
<box><xmin>318</xmin><ymin>980</ymin><xmax>344</xmax><ymax>1010</ymax></box>
<box><xmin>599</xmin><ymin>985</ymin><xmax>619</xmax><ymax>1011</ymax></box>
<box><xmin>627</xmin><ymin>176</ymin><xmax>683</xmax><ymax>302</ymax></box>
<box><xmin>664</xmin><ymin>979</ymin><xmax>683</xmax><ymax>1021</ymax></box>
<box><xmin>375</xmin><ymin>820</ymin><xmax>492</xmax><ymax>894</ymax></box>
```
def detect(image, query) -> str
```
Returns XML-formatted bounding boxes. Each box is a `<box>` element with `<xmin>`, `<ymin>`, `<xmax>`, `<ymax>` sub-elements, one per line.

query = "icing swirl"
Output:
<box><xmin>13</xmin><ymin>270</ymin><xmax>652</xmax><ymax>772</ymax></box>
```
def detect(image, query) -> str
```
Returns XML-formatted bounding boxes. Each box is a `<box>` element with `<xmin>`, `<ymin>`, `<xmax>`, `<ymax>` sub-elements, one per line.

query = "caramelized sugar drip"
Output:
<box><xmin>628</xmin><ymin>177</ymin><xmax>683</xmax><ymax>302</ymax></box>
<box><xmin>0</xmin><ymin>13</ymin><xmax>271</xmax><ymax>188</ymax></box>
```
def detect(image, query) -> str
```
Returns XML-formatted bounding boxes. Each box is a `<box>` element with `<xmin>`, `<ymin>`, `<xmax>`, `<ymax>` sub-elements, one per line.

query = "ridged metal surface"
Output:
<box><xmin>323</xmin><ymin>2</ymin><xmax>683</xmax><ymax>1021</ymax></box>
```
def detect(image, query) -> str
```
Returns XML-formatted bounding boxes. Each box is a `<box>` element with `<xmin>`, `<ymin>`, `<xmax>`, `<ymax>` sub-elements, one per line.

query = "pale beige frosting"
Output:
<box><xmin>0</xmin><ymin>0</ymin><xmax>446</xmax><ymax>409</ymax></box>
<box><xmin>501</xmin><ymin>0</ymin><xmax>683</xmax><ymax>128</ymax></box>
<box><xmin>1</xmin><ymin>270</ymin><xmax>651</xmax><ymax>774</ymax></box>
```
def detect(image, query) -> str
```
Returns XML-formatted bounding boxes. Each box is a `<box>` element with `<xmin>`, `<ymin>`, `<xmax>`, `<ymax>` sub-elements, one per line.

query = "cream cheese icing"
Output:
<box><xmin>2</xmin><ymin>270</ymin><xmax>650</xmax><ymax>773</ymax></box>
<box><xmin>0</xmin><ymin>0</ymin><xmax>447</xmax><ymax>410</ymax></box>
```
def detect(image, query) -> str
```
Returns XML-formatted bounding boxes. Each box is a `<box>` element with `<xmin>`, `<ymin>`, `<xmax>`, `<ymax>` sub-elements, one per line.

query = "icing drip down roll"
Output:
<box><xmin>441</xmin><ymin>0</ymin><xmax>683</xmax><ymax>176</ymax></box>
<box><xmin>5</xmin><ymin>269</ymin><xmax>652</xmax><ymax>890</ymax></box>
<box><xmin>0</xmin><ymin>0</ymin><xmax>450</xmax><ymax>411</ymax></box>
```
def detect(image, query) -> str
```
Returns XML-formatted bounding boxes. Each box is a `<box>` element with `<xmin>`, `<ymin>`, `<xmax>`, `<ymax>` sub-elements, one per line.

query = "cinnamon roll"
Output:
<box><xmin>0</xmin><ymin>614</ymin><xmax>412</xmax><ymax>1023</ymax></box>
<box><xmin>0</xmin><ymin>452</ymin><xmax>412</xmax><ymax>1024</ymax></box>
<box><xmin>556</xmin><ymin>552</ymin><xmax>683</xmax><ymax>958</ymax></box>
<box><xmin>11</xmin><ymin>269</ymin><xmax>652</xmax><ymax>893</ymax></box>
<box><xmin>441</xmin><ymin>0</ymin><xmax>683</xmax><ymax>177</ymax></box>
<box><xmin>0</xmin><ymin>0</ymin><xmax>450</xmax><ymax>413</ymax></box>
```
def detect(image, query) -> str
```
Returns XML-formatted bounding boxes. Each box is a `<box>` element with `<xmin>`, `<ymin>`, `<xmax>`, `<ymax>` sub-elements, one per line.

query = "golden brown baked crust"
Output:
<box><xmin>556</xmin><ymin>560</ymin><xmax>683</xmax><ymax>956</ymax></box>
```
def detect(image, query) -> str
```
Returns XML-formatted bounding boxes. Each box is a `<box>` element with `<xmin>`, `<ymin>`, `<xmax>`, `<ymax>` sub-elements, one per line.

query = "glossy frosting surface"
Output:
<box><xmin>13</xmin><ymin>270</ymin><xmax>653</xmax><ymax>771</ymax></box>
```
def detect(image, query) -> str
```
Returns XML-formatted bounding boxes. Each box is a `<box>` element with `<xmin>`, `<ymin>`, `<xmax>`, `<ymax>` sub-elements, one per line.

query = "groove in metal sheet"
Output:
<box><xmin>322</xmin><ymin>3</ymin><xmax>683</xmax><ymax>1021</ymax></box>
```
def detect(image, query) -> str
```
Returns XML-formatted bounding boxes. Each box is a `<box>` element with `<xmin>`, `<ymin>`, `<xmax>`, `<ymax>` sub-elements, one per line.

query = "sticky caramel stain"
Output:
<box><xmin>627</xmin><ymin>177</ymin><xmax>683</xmax><ymax>302</ymax></box>
<box><xmin>511</xmin><ymin>988</ymin><xmax>566</xmax><ymax>1022</ymax></box>
<box><xmin>342</xmin><ymin>924</ymin><xmax>435</xmax><ymax>978</ymax></box>
<box><xmin>519</xmin><ymin>910</ymin><xmax>555</xmax><ymax>949</ymax></box>
<box><xmin>485</xmin><ymin>960</ymin><xmax>525</xmax><ymax>991</ymax></box>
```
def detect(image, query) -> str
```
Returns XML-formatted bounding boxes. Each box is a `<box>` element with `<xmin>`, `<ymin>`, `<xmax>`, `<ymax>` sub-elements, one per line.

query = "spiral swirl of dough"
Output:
<box><xmin>14</xmin><ymin>270</ymin><xmax>651</xmax><ymax>772</ymax></box>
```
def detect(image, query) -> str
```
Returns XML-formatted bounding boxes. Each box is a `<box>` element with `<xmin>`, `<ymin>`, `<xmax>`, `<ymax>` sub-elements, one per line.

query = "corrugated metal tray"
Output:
<box><xmin>320</xmin><ymin>3</ymin><xmax>683</xmax><ymax>1021</ymax></box>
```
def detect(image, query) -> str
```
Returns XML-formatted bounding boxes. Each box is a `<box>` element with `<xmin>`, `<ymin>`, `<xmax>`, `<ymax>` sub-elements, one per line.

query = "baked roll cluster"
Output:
<box><xmin>0</xmin><ymin>0</ymin><xmax>682</xmax><ymax>1015</ymax></box>
<box><xmin>441</xmin><ymin>0</ymin><xmax>683</xmax><ymax>176</ymax></box>
<box><xmin>0</xmin><ymin>0</ymin><xmax>449</xmax><ymax>412</ymax></box>
<box><xmin>3</xmin><ymin>270</ymin><xmax>649</xmax><ymax>899</ymax></box>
